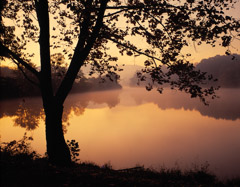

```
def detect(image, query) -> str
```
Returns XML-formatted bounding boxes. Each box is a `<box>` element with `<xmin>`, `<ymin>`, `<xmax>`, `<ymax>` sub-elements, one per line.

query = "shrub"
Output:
<box><xmin>0</xmin><ymin>133</ymin><xmax>41</xmax><ymax>166</ymax></box>
<box><xmin>67</xmin><ymin>139</ymin><xmax>80</xmax><ymax>163</ymax></box>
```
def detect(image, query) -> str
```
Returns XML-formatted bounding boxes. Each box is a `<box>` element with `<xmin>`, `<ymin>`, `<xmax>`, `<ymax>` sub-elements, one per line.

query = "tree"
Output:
<box><xmin>0</xmin><ymin>0</ymin><xmax>239</xmax><ymax>165</ymax></box>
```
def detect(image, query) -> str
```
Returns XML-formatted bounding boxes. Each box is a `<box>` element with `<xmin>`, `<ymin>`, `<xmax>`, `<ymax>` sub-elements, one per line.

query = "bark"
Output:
<box><xmin>36</xmin><ymin>0</ymin><xmax>108</xmax><ymax>166</ymax></box>
<box><xmin>44</xmin><ymin>98</ymin><xmax>71</xmax><ymax>166</ymax></box>
<box><xmin>35</xmin><ymin>0</ymin><xmax>71</xmax><ymax>165</ymax></box>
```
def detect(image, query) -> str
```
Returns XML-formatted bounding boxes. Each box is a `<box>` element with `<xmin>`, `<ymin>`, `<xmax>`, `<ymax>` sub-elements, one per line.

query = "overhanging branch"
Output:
<box><xmin>107</xmin><ymin>37</ymin><xmax>166</xmax><ymax>65</ymax></box>
<box><xmin>0</xmin><ymin>43</ymin><xmax>40</xmax><ymax>79</ymax></box>
<box><xmin>105</xmin><ymin>3</ymin><xmax>177</xmax><ymax>11</ymax></box>
<box><xmin>11</xmin><ymin>57</ymin><xmax>40</xmax><ymax>87</ymax></box>
<box><xmin>55</xmin><ymin>0</ymin><xmax>109</xmax><ymax>104</ymax></box>
<box><xmin>104</xmin><ymin>9</ymin><xmax>127</xmax><ymax>17</ymax></box>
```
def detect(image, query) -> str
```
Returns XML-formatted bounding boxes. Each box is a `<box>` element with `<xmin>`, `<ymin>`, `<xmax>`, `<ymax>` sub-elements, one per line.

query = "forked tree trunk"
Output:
<box><xmin>44</xmin><ymin>99</ymin><xmax>71</xmax><ymax>166</ymax></box>
<box><xmin>35</xmin><ymin>0</ymin><xmax>108</xmax><ymax>166</ymax></box>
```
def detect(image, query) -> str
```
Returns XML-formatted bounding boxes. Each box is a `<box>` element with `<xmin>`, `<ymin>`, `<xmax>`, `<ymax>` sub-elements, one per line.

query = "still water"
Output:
<box><xmin>0</xmin><ymin>87</ymin><xmax>240</xmax><ymax>178</ymax></box>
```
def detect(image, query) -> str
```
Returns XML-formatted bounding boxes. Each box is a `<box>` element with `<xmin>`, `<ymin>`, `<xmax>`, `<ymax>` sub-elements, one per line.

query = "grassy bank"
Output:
<box><xmin>1</xmin><ymin>135</ymin><xmax>240</xmax><ymax>186</ymax></box>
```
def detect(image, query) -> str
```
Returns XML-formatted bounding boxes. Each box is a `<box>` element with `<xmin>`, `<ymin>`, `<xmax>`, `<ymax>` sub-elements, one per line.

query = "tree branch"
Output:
<box><xmin>135</xmin><ymin>20</ymin><xmax>165</xmax><ymax>56</ymax></box>
<box><xmin>145</xmin><ymin>11</ymin><xmax>174</xmax><ymax>42</ymax></box>
<box><xmin>77</xmin><ymin>0</ymin><xmax>93</xmax><ymax>50</ymax></box>
<box><xmin>105</xmin><ymin>3</ymin><xmax>177</xmax><ymax>11</ymax></box>
<box><xmin>84</xmin><ymin>1</ymin><xmax>109</xmax><ymax>52</ymax></box>
<box><xmin>56</xmin><ymin>0</ymin><xmax>109</xmax><ymax>104</ymax></box>
<box><xmin>11</xmin><ymin>57</ymin><xmax>40</xmax><ymax>87</ymax></box>
<box><xmin>104</xmin><ymin>9</ymin><xmax>127</xmax><ymax>17</ymax></box>
<box><xmin>106</xmin><ymin>5</ymin><xmax>156</xmax><ymax>10</ymax></box>
<box><xmin>107</xmin><ymin>37</ymin><xmax>164</xmax><ymax>64</ymax></box>
<box><xmin>35</xmin><ymin>0</ymin><xmax>53</xmax><ymax>98</ymax></box>
<box><xmin>0</xmin><ymin>42</ymin><xmax>40</xmax><ymax>79</ymax></box>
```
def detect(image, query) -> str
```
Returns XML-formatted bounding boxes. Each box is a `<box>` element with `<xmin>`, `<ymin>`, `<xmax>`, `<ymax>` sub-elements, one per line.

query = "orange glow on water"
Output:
<box><xmin>64</xmin><ymin>102</ymin><xmax>240</xmax><ymax>177</ymax></box>
<box><xmin>1</xmin><ymin>88</ymin><xmax>240</xmax><ymax>178</ymax></box>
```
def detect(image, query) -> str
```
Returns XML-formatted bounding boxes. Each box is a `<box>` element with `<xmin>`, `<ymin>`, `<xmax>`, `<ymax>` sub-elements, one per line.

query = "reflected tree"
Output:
<box><xmin>71</xmin><ymin>106</ymin><xmax>85</xmax><ymax>117</ymax></box>
<box><xmin>1</xmin><ymin>89</ymin><xmax>121</xmax><ymax>133</ymax></box>
<box><xmin>0</xmin><ymin>0</ymin><xmax>239</xmax><ymax>165</ymax></box>
<box><xmin>14</xmin><ymin>103</ymin><xmax>43</xmax><ymax>130</ymax></box>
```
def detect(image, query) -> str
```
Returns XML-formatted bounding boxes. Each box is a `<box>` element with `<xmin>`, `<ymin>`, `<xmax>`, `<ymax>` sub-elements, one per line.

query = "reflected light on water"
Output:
<box><xmin>0</xmin><ymin>116</ymin><xmax>46</xmax><ymax>155</ymax></box>
<box><xmin>65</xmin><ymin>103</ymin><xmax>240</xmax><ymax>178</ymax></box>
<box><xmin>0</xmin><ymin>88</ymin><xmax>240</xmax><ymax>178</ymax></box>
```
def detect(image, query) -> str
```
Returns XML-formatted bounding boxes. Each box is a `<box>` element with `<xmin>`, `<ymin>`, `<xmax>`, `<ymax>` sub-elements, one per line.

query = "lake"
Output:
<box><xmin>0</xmin><ymin>87</ymin><xmax>240</xmax><ymax>179</ymax></box>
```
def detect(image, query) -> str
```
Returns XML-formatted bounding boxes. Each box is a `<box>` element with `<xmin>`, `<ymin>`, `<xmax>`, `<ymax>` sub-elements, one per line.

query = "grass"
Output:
<box><xmin>1</xmin><ymin>135</ymin><xmax>240</xmax><ymax>187</ymax></box>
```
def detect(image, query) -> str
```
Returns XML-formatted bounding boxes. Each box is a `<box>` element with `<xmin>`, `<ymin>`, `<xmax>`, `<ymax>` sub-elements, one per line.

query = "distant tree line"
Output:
<box><xmin>0</xmin><ymin>65</ymin><xmax>121</xmax><ymax>100</ymax></box>
<box><xmin>128</xmin><ymin>55</ymin><xmax>240</xmax><ymax>88</ymax></box>
<box><xmin>196</xmin><ymin>55</ymin><xmax>240</xmax><ymax>88</ymax></box>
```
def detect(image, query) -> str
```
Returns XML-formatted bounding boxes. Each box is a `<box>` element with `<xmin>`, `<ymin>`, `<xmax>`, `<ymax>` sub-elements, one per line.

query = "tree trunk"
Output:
<box><xmin>44</xmin><ymin>99</ymin><xmax>71</xmax><ymax>166</ymax></box>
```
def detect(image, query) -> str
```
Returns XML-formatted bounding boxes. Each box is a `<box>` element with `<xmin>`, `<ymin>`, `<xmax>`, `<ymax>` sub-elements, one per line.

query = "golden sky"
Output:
<box><xmin>1</xmin><ymin>1</ymin><xmax>240</xmax><ymax>68</ymax></box>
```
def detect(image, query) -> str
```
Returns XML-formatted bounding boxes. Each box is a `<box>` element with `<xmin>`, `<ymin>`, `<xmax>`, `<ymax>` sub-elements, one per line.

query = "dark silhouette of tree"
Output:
<box><xmin>0</xmin><ymin>0</ymin><xmax>239</xmax><ymax>165</ymax></box>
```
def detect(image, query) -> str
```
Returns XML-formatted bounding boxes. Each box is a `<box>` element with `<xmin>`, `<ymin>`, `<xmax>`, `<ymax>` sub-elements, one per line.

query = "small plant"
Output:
<box><xmin>67</xmin><ymin>139</ymin><xmax>80</xmax><ymax>163</ymax></box>
<box><xmin>102</xmin><ymin>161</ymin><xmax>112</xmax><ymax>170</ymax></box>
<box><xmin>0</xmin><ymin>133</ymin><xmax>40</xmax><ymax>162</ymax></box>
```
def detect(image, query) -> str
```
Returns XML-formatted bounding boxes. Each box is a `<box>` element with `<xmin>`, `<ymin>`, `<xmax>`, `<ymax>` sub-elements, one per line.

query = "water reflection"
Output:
<box><xmin>0</xmin><ymin>88</ymin><xmax>240</xmax><ymax>178</ymax></box>
<box><xmin>0</xmin><ymin>98</ymin><xmax>43</xmax><ymax>130</ymax></box>
<box><xmin>127</xmin><ymin>88</ymin><xmax>240</xmax><ymax>121</ymax></box>
<box><xmin>0</xmin><ymin>88</ymin><xmax>239</xmax><ymax>131</ymax></box>
<box><xmin>14</xmin><ymin>103</ymin><xmax>44</xmax><ymax>130</ymax></box>
<box><xmin>0</xmin><ymin>89</ymin><xmax>121</xmax><ymax>131</ymax></box>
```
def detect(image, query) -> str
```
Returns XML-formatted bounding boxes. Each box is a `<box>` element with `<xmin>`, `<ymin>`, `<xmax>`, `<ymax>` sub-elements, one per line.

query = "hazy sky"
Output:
<box><xmin>1</xmin><ymin>1</ymin><xmax>240</xmax><ymax>68</ymax></box>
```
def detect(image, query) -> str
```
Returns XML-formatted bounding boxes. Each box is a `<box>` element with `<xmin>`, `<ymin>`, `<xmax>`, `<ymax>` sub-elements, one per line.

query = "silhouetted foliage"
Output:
<box><xmin>130</xmin><ymin>54</ymin><xmax>240</xmax><ymax>89</ymax></box>
<box><xmin>0</xmin><ymin>133</ymin><xmax>40</xmax><ymax>162</ymax></box>
<box><xmin>66</xmin><ymin>139</ymin><xmax>80</xmax><ymax>163</ymax></box>
<box><xmin>0</xmin><ymin>0</ymin><xmax>239</xmax><ymax>165</ymax></box>
<box><xmin>1</xmin><ymin>136</ymin><xmax>240</xmax><ymax>186</ymax></box>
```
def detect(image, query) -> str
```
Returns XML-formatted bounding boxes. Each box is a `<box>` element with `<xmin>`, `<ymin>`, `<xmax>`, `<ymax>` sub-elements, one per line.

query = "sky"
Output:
<box><xmin>114</xmin><ymin>0</ymin><xmax>240</xmax><ymax>66</ymax></box>
<box><xmin>1</xmin><ymin>1</ymin><xmax>240</xmax><ymax>69</ymax></box>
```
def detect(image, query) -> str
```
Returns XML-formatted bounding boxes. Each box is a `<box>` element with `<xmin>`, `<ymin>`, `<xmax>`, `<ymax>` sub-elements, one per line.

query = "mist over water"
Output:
<box><xmin>0</xmin><ymin>87</ymin><xmax>240</xmax><ymax>178</ymax></box>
